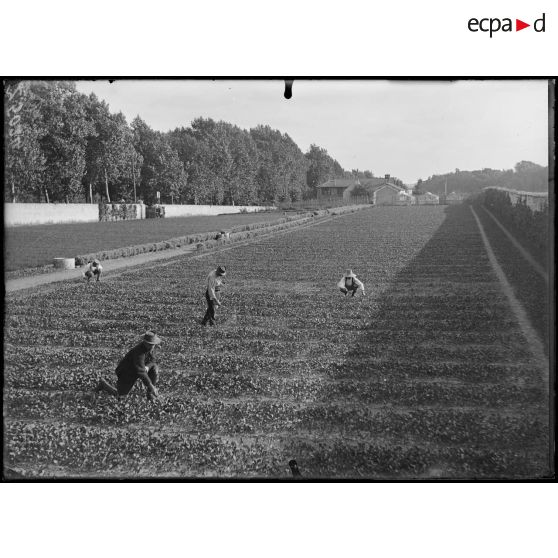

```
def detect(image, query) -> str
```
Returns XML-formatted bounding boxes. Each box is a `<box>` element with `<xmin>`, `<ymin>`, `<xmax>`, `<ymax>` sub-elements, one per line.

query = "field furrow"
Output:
<box><xmin>4</xmin><ymin>205</ymin><xmax>550</xmax><ymax>478</ymax></box>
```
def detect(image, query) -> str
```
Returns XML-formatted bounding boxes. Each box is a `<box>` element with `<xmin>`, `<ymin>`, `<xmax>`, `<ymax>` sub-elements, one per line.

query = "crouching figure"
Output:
<box><xmin>84</xmin><ymin>259</ymin><xmax>103</xmax><ymax>282</ymax></box>
<box><xmin>93</xmin><ymin>331</ymin><xmax>162</xmax><ymax>401</ymax></box>
<box><xmin>337</xmin><ymin>269</ymin><xmax>365</xmax><ymax>297</ymax></box>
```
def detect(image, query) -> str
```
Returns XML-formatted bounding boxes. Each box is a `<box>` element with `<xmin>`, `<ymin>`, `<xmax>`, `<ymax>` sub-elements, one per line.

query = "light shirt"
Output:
<box><xmin>83</xmin><ymin>261</ymin><xmax>103</xmax><ymax>274</ymax></box>
<box><xmin>206</xmin><ymin>270</ymin><xmax>224</xmax><ymax>301</ymax></box>
<box><xmin>337</xmin><ymin>274</ymin><xmax>365</xmax><ymax>293</ymax></box>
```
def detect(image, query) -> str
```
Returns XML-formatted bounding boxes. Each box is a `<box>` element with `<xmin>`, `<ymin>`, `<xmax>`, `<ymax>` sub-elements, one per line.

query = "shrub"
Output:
<box><xmin>146</xmin><ymin>206</ymin><xmax>165</xmax><ymax>219</ymax></box>
<box><xmin>74</xmin><ymin>205</ymin><xmax>370</xmax><ymax>265</ymax></box>
<box><xmin>98</xmin><ymin>203</ymin><xmax>139</xmax><ymax>222</ymax></box>
<box><xmin>478</xmin><ymin>189</ymin><xmax>548</xmax><ymax>260</ymax></box>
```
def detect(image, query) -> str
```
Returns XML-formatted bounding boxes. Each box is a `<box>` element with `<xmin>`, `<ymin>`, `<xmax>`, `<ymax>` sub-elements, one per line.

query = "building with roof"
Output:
<box><xmin>372</xmin><ymin>182</ymin><xmax>406</xmax><ymax>205</ymax></box>
<box><xmin>394</xmin><ymin>189</ymin><xmax>414</xmax><ymax>205</ymax></box>
<box><xmin>444</xmin><ymin>191</ymin><xmax>468</xmax><ymax>205</ymax></box>
<box><xmin>413</xmin><ymin>191</ymin><xmax>440</xmax><ymax>205</ymax></box>
<box><xmin>316</xmin><ymin>174</ymin><xmax>404</xmax><ymax>204</ymax></box>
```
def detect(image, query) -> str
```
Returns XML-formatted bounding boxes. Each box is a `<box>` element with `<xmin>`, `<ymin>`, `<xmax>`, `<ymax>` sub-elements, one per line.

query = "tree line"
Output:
<box><xmin>5</xmin><ymin>81</ymin><xmax>388</xmax><ymax>205</ymax></box>
<box><xmin>416</xmin><ymin>161</ymin><xmax>549</xmax><ymax>196</ymax></box>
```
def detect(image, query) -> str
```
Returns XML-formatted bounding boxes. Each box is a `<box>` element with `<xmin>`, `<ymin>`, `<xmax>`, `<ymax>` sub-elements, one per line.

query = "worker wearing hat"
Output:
<box><xmin>337</xmin><ymin>269</ymin><xmax>365</xmax><ymax>297</ymax></box>
<box><xmin>201</xmin><ymin>265</ymin><xmax>226</xmax><ymax>326</ymax></box>
<box><xmin>83</xmin><ymin>259</ymin><xmax>103</xmax><ymax>282</ymax></box>
<box><xmin>93</xmin><ymin>331</ymin><xmax>162</xmax><ymax>401</ymax></box>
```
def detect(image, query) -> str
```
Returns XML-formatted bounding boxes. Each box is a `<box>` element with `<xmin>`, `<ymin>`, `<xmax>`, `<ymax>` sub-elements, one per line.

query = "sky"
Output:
<box><xmin>75</xmin><ymin>80</ymin><xmax>549</xmax><ymax>185</ymax></box>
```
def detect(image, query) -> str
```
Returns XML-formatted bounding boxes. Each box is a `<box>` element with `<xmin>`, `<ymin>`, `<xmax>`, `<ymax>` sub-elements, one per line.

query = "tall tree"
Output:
<box><xmin>250</xmin><ymin>125</ymin><xmax>308</xmax><ymax>203</ymax></box>
<box><xmin>7</xmin><ymin>79</ymin><xmax>430</xmax><ymax>207</ymax></box>
<box><xmin>5</xmin><ymin>81</ymin><xmax>46</xmax><ymax>202</ymax></box>
<box><xmin>132</xmin><ymin>116</ymin><xmax>186</xmax><ymax>204</ymax></box>
<box><xmin>168</xmin><ymin>127</ymin><xmax>210</xmax><ymax>204</ymax></box>
<box><xmin>419</xmin><ymin>162</ymin><xmax>548</xmax><ymax>196</ymax></box>
<box><xmin>152</xmin><ymin>140</ymin><xmax>187</xmax><ymax>204</ymax></box>
<box><xmin>18</xmin><ymin>81</ymin><xmax>93</xmax><ymax>202</ymax></box>
<box><xmin>221</xmin><ymin>124</ymin><xmax>259</xmax><ymax>205</ymax></box>
<box><xmin>513</xmin><ymin>161</ymin><xmax>548</xmax><ymax>191</ymax></box>
<box><xmin>305</xmin><ymin>144</ymin><xmax>346</xmax><ymax>196</ymax></box>
<box><xmin>282</xmin><ymin>132</ymin><xmax>308</xmax><ymax>201</ymax></box>
<box><xmin>189</xmin><ymin>118</ymin><xmax>231</xmax><ymax>204</ymax></box>
<box><xmin>131</xmin><ymin>116</ymin><xmax>160</xmax><ymax>203</ymax></box>
<box><xmin>306</xmin><ymin>145</ymin><xmax>334</xmax><ymax>189</ymax></box>
<box><xmin>84</xmin><ymin>98</ymin><xmax>139</xmax><ymax>203</ymax></box>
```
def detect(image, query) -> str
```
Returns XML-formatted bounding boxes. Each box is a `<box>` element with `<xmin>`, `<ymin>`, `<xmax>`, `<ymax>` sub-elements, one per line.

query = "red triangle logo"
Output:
<box><xmin>516</xmin><ymin>19</ymin><xmax>530</xmax><ymax>31</ymax></box>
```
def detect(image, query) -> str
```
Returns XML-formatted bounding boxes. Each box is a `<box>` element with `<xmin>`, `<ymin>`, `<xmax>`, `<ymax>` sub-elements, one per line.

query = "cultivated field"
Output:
<box><xmin>3</xmin><ymin>205</ymin><xmax>550</xmax><ymax>478</ymax></box>
<box><xmin>4</xmin><ymin>211</ymin><xmax>283</xmax><ymax>271</ymax></box>
<box><xmin>475</xmin><ymin>206</ymin><xmax>549</xmax><ymax>350</ymax></box>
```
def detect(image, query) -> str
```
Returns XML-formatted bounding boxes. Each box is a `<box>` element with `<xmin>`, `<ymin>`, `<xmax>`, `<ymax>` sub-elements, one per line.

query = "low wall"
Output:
<box><xmin>4</xmin><ymin>203</ymin><xmax>99</xmax><ymax>226</ymax></box>
<box><xmin>4</xmin><ymin>202</ymin><xmax>274</xmax><ymax>227</ymax></box>
<box><xmin>161</xmin><ymin>204</ymin><xmax>275</xmax><ymax>218</ymax></box>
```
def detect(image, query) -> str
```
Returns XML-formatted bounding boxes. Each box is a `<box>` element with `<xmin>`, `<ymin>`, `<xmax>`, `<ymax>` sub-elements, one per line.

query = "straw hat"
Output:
<box><xmin>345</xmin><ymin>269</ymin><xmax>356</xmax><ymax>277</ymax></box>
<box><xmin>142</xmin><ymin>331</ymin><xmax>162</xmax><ymax>345</ymax></box>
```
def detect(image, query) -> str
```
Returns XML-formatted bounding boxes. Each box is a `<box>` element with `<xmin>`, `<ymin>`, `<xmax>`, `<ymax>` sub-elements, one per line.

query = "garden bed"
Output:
<box><xmin>4</xmin><ymin>205</ymin><xmax>550</xmax><ymax>478</ymax></box>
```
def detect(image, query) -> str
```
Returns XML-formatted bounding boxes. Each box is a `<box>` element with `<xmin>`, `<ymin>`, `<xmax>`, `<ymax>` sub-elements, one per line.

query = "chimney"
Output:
<box><xmin>385</xmin><ymin>174</ymin><xmax>390</xmax><ymax>181</ymax></box>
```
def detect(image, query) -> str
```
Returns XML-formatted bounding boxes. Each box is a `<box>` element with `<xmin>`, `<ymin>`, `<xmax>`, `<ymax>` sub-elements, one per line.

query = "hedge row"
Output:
<box><xmin>74</xmin><ymin>205</ymin><xmax>369</xmax><ymax>266</ymax></box>
<box><xmin>99</xmin><ymin>203</ymin><xmax>139</xmax><ymax>222</ymax></box>
<box><xmin>475</xmin><ymin>189</ymin><xmax>548</xmax><ymax>266</ymax></box>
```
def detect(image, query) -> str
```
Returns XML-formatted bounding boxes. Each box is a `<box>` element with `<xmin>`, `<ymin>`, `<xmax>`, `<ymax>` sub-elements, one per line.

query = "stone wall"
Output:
<box><xmin>5</xmin><ymin>203</ymin><xmax>99</xmax><ymax>226</ymax></box>
<box><xmin>5</xmin><ymin>202</ymin><xmax>275</xmax><ymax>226</ymax></box>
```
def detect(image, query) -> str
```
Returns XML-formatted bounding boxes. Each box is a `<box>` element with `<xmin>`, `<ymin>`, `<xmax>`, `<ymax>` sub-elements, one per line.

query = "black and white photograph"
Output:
<box><xmin>3</xmin><ymin>78</ymin><xmax>554</xmax><ymax>480</ymax></box>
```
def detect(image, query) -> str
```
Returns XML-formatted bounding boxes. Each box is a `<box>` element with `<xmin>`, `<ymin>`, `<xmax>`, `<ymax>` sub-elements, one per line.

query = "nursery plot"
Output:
<box><xmin>4</xmin><ymin>211</ymin><xmax>284</xmax><ymax>271</ymax></box>
<box><xmin>3</xmin><ymin>205</ymin><xmax>550</xmax><ymax>478</ymax></box>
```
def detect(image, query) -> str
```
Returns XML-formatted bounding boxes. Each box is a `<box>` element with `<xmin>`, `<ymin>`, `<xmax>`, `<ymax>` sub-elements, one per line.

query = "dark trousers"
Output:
<box><xmin>97</xmin><ymin>363</ymin><xmax>159</xmax><ymax>399</ymax></box>
<box><xmin>123</xmin><ymin>362</ymin><xmax>160</xmax><ymax>397</ymax></box>
<box><xmin>340</xmin><ymin>286</ymin><xmax>358</xmax><ymax>297</ymax></box>
<box><xmin>202</xmin><ymin>291</ymin><xmax>217</xmax><ymax>325</ymax></box>
<box><xmin>85</xmin><ymin>268</ymin><xmax>102</xmax><ymax>282</ymax></box>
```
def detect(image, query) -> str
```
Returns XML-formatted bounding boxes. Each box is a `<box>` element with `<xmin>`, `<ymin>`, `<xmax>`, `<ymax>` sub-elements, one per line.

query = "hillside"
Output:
<box><xmin>419</xmin><ymin>161</ymin><xmax>548</xmax><ymax>196</ymax></box>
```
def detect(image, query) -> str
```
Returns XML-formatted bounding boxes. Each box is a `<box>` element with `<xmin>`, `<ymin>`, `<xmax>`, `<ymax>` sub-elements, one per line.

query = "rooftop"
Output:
<box><xmin>317</xmin><ymin>177</ymin><xmax>400</xmax><ymax>190</ymax></box>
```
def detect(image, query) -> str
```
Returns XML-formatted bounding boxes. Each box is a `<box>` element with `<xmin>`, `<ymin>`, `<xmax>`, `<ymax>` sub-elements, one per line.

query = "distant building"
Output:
<box><xmin>373</xmin><ymin>182</ymin><xmax>407</xmax><ymax>205</ymax></box>
<box><xmin>316</xmin><ymin>178</ymin><xmax>354</xmax><ymax>200</ymax></box>
<box><xmin>445</xmin><ymin>191</ymin><xmax>468</xmax><ymax>205</ymax></box>
<box><xmin>394</xmin><ymin>189</ymin><xmax>414</xmax><ymax>206</ymax></box>
<box><xmin>316</xmin><ymin>174</ymin><xmax>406</xmax><ymax>204</ymax></box>
<box><xmin>413</xmin><ymin>191</ymin><xmax>440</xmax><ymax>205</ymax></box>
